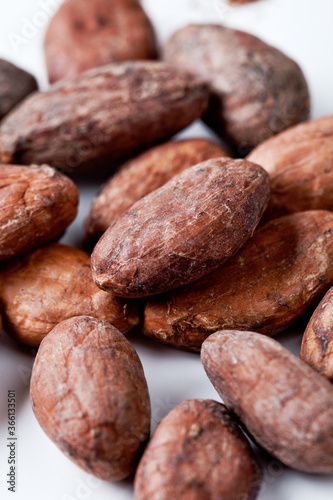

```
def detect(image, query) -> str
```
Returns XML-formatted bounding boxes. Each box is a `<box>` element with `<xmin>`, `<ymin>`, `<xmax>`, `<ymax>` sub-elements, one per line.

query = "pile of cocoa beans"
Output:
<box><xmin>0</xmin><ymin>1</ymin><xmax>332</xmax><ymax>499</ymax></box>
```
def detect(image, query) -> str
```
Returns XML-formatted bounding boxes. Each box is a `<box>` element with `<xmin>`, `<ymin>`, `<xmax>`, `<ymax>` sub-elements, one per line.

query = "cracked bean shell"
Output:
<box><xmin>45</xmin><ymin>0</ymin><xmax>158</xmax><ymax>83</ymax></box>
<box><xmin>301</xmin><ymin>286</ymin><xmax>333</xmax><ymax>382</ymax></box>
<box><xmin>0</xmin><ymin>58</ymin><xmax>38</xmax><ymax>120</ymax></box>
<box><xmin>0</xmin><ymin>164</ymin><xmax>78</xmax><ymax>261</ymax></box>
<box><xmin>84</xmin><ymin>138</ymin><xmax>229</xmax><ymax>248</ymax></box>
<box><xmin>0</xmin><ymin>242</ymin><xmax>140</xmax><ymax>347</ymax></box>
<box><xmin>247</xmin><ymin>115</ymin><xmax>333</xmax><ymax>221</ymax></box>
<box><xmin>134</xmin><ymin>399</ymin><xmax>262</xmax><ymax>500</ymax></box>
<box><xmin>164</xmin><ymin>24</ymin><xmax>310</xmax><ymax>151</ymax></box>
<box><xmin>143</xmin><ymin>210</ymin><xmax>333</xmax><ymax>350</ymax></box>
<box><xmin>201</xmin><ymin>330</ymin><xmax>333</xmax><ymax>473</ymax></box>
<box><xmin>91</xmin><ymin>158</ymin><xmax>270</xmax><ymax>298</ymax></box>
<box><xmin>0</xmin><ymin>61</ymin><xmax>209</xmax><ymax>172</ymax></box>
<box><xmin>30</xmin><ymin>315</ymin><xmax>151</xmax><ymax>481</ymax></box>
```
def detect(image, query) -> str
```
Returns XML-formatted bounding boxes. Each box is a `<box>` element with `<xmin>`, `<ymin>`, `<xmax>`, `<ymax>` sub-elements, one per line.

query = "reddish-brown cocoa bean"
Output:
<box><xmin>201</xmin><ymin>330</ymin><xmax>333</xmax><ymax>473</ymax></box>
<box><xmin>84</xmin><ymin>138</ymin><xmax>230</xmax><ymax>248</ymax></box>
<box><xmin>134</xmin><ymin>399</ymin><xmax>263</xmax><ymax>500</ymax></box>
<box><xmin>248</xmin><ymin>115</ymin><xmax>333</xmax><ymax>221</ymax></box>
<box><xmin>91</xmin><ymin>158</ymin><xmax>270</xmax><ymax>298</ymax></box>
<box><xmin>0</xmin><ymin>164</ymin><xmax>78</xmax><ymax>261</ymax></box>
<box><xmin>144</xmin><ymin>211</ymin><xmax>333</xmax><ymax>351</ymax></box>
<box><xmin>30</xmin><ymin>316</ymin><xmax>151</xmax><ymax>481</ymax></box>
<box><xmin>45</xmin><ymin>0</ymin><xmax>158</xmax><ymax>83</ymax></box>
<box><xmin>0</xmin><ymin>243</ymin><xmax>140</xmax><ymax>347</ymax></box>
<box><xmin>164</xmin><ymin>24</ymin><xmax>310</xmax><ymax>151</ymax></box>
<box><xmin>301</xmin><ymin>286</ymin><xmax>333</xmax><ymax>382</ymax></box>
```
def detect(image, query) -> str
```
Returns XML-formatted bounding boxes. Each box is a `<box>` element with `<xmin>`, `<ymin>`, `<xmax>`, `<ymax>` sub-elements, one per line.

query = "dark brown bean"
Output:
<box><xmin>0</xmin><ymin>59</ymin><xmax>37</xmax><ymax>120</ymax></box>
<box><xmin>0</xmin><ymin>61</ymin><xmax>209</xmax><ymax>173</ymax></box>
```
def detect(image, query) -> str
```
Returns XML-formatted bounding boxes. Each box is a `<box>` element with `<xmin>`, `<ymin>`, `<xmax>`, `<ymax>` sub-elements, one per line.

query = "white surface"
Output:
<box><xmin>0</xmin><ymin>0</ymin><xmax>333</xmax><ymax>499</ymax></box>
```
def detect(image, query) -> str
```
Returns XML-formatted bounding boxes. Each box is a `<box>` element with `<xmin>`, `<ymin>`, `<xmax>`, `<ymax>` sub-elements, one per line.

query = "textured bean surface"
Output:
<box><xmin>144</xmin><ymin>211</ymin><xmax>333</xmax><ymax>350</ymax></box>
<box><xmin>30</xmin><ymin>316</ymin><xmax>151</xmax><ymax>481</ymax></box>
<box><xmin>0</xmin><ymin>243</ymin><xmax>139</xmax><ymax>347</ymax></box>
<box><xmin>0</xmin><ymin>58</ymin><xmax>37</xmax><ymax>120</ymax></box>
<box><xmin>84</xmin><ymin>138</ymin><xmax>229</xmax><ymax>247</ymax></box>
<box><xmin>91</xmin><ymin>158</ymin><xmax>269</xmax><ymax>297</ymax></box>
<box><xmin>134</xmin><ymin>399</ymin><xmax>262</xmax><ymax>500</ymax></box>
<box><xmin>0</xmin><ymin>164</ymin><xmax>78</xmax><ymax>261</ymax></box>
<box><xmin>201</xmin><ymin>330</ymin><xmax>333</xmax><ymax>473</ymax></box>
<box><xmin>301</xmin><ymin>286</ymin><xmax>333</xmax><ymax>381</ymax></box>
<box><xmin>248</xmin><ymin>115</ymin><xmax>333</xmax><ymax>221</ymax></box>
<box><xmin>0</xmin><ymin>61</ymin><xmax>209</xmax><ymax>172</ymax></box>
<box><xmin>164</xmin><ymin>24</ymin><xmax>310</xmax><ymax>151</ymax></box>
<box><xmin>45</xmin><ymin>0</ymin><xmax>157</xmax><ymax>83</ymax></box>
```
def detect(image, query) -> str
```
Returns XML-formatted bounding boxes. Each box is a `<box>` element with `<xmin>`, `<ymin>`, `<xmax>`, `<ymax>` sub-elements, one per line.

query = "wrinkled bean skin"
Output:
<box><xmin>45</xmin><ymin>0</ymin><xmax>158</xmax><ymax>83</ymax></box>
<box><xmin>30</xmin><ymin>316</ymin><xmax>151</xmax><ymax>481</ymax></box>
<box><xmin>134</xmin><ymin>399</ymin><xmax>262</xmax><ymax>500</ymax></box>
<box><xmin>301</xmin><ymin>286</ymin><xmax>333</xmax><ymax>381</ymax></box>
<box><xmin>91</xmin><ymin>158</ymin><xmax>269</xmax><ymax>298</ymax></box>
<box><xmin>164</xmin><ymin>24</ymin><xmax>310</xmax><ymax>151</ymax></box>
<box><xmin>144</xmin><ymin>211</ymin><xmax>333</xmax><ymax>351</ymax></box>
<box><xmin>201</xmin><ymin>330</ymin><xmax>333</xmax><ymax>473</ymax></box>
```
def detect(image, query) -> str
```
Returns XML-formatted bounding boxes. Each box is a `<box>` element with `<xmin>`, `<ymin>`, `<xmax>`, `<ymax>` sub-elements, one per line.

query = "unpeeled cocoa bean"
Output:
<box><xmin>84</xmin><ymin>138</ymin><xmax>229</xmax><ymax>248</ymax></box>
<box><xmin>31</xmin><ymin>316</ymin><xmax>151</xmax><ymax>481</ymax></box>
<box><xmin>0</xmin><ymin>59</ymin><xmax>37</xmax><ymax>120</ymax></box>
<box><xmin>164</xmin><ymin>24</ymin><xmax>310</xmax><ymax>152</ymax></box>
<box><xmin>301</xmin><ymin>286</ymin><xmax>333</xmax><ymax>382</ymax></box>
<box><xmin>0</xmin><ymin>164</ymin><xmax>78</xmax><ymax>261</ymax></box>
<box><xmin>247</xmin><ymin>115</ymin><xmax>333</xmax><ymax>221</ymax></box>
<box><xmin>91</xmin><ymin>158</ymin><xmax>269</xmax><ymax>298</ymax></box>
<box><xmin>201</xmin><ymin>330</ymin><xmax>333</xmax><ymax>473</ymax></box>
<box><xmin>0</xmin><ymin>61</ymin><xmax>209</xmax><ymax>173</ymax></box>
<box><xmin>45</xmin><ymin>0</ymin><xmax>158</xmax><ymax>83</ymax></box>
<box><xmin>0</xmin><ymin>243</ymin><xmax>140</xmax><ymax>347</ymax></box>
<box><xmin>134</xmin><ymin>399</ymin><xmax>262</xmax><ymax>500</ymax></box>
<box><xmin>144</xmin><ymin>211</ymin><xmax>333</xmax><ymax>350</ymax></box>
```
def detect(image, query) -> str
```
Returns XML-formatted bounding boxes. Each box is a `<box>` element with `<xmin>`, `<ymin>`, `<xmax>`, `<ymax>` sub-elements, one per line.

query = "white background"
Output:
<box><xmin>0</xmin><ymin>0</ymin><xmax>333</xmax><ymax>499</ymax></box>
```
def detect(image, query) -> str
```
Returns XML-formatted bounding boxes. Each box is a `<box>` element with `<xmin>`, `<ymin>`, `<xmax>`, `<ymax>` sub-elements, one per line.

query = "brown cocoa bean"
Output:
<box><xmin>0</xmin><ymin>59</ymin><xmax>37</xmax><ymax>120</ymax></box>
<box><xmin>0</xmin><ymin>61</ymin><xmax>209</xmax><ymax>173</ymax></box>
<box><xmin>301</xmin><ymin>286</ymin><xmax>333</xmax><ymax>382</ymax></box>
<box><xmin>0</xmin><ymin>164</ymin><xmax>78</xmax><ymax>261</ymax></box>
<box><xmin>201</xmin><ymin>330</ymin><xmax>333</xmax><ymax>473</ymax></box>
<box><xmin>144</xmin><ymin>211</ymin><xmax>333</xmax><ymax>350</ymax></box>
<box><xmin>0</xmin><ymin>242</ymin><xmax>140</xmax><ymax>347</ymax></box>
<box><xmin>247</xmin><ymin>115</ymin><xmax>333</xmax><ymax>221</ymax></box>
<box><xmin>164</xmin><ymin>24</ymin><xmax>310</xmax><ymax>151</ymax></box>
<box><xmin>84</xmin><ymin>138</ymin><xmax>229</xmax><ymax>248</ymax></box>
<box><xmin>30</xmin><ymin>315</ymin><xmax>151</xmax><ymax>481</ymax></box>
<box><xmin>134</xmin><ymin>399</ymin><xmax>262</xmax><ymax>500</ymax></box>
<box><xmin>91</xmin><ymin>158</ymin><xmax>270</xmax><ymax>297</ymax></box>
<box><xmin>45</xmin><ymin>0</ymin><xmax>158</xmax><ymax>83</ymax></box>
